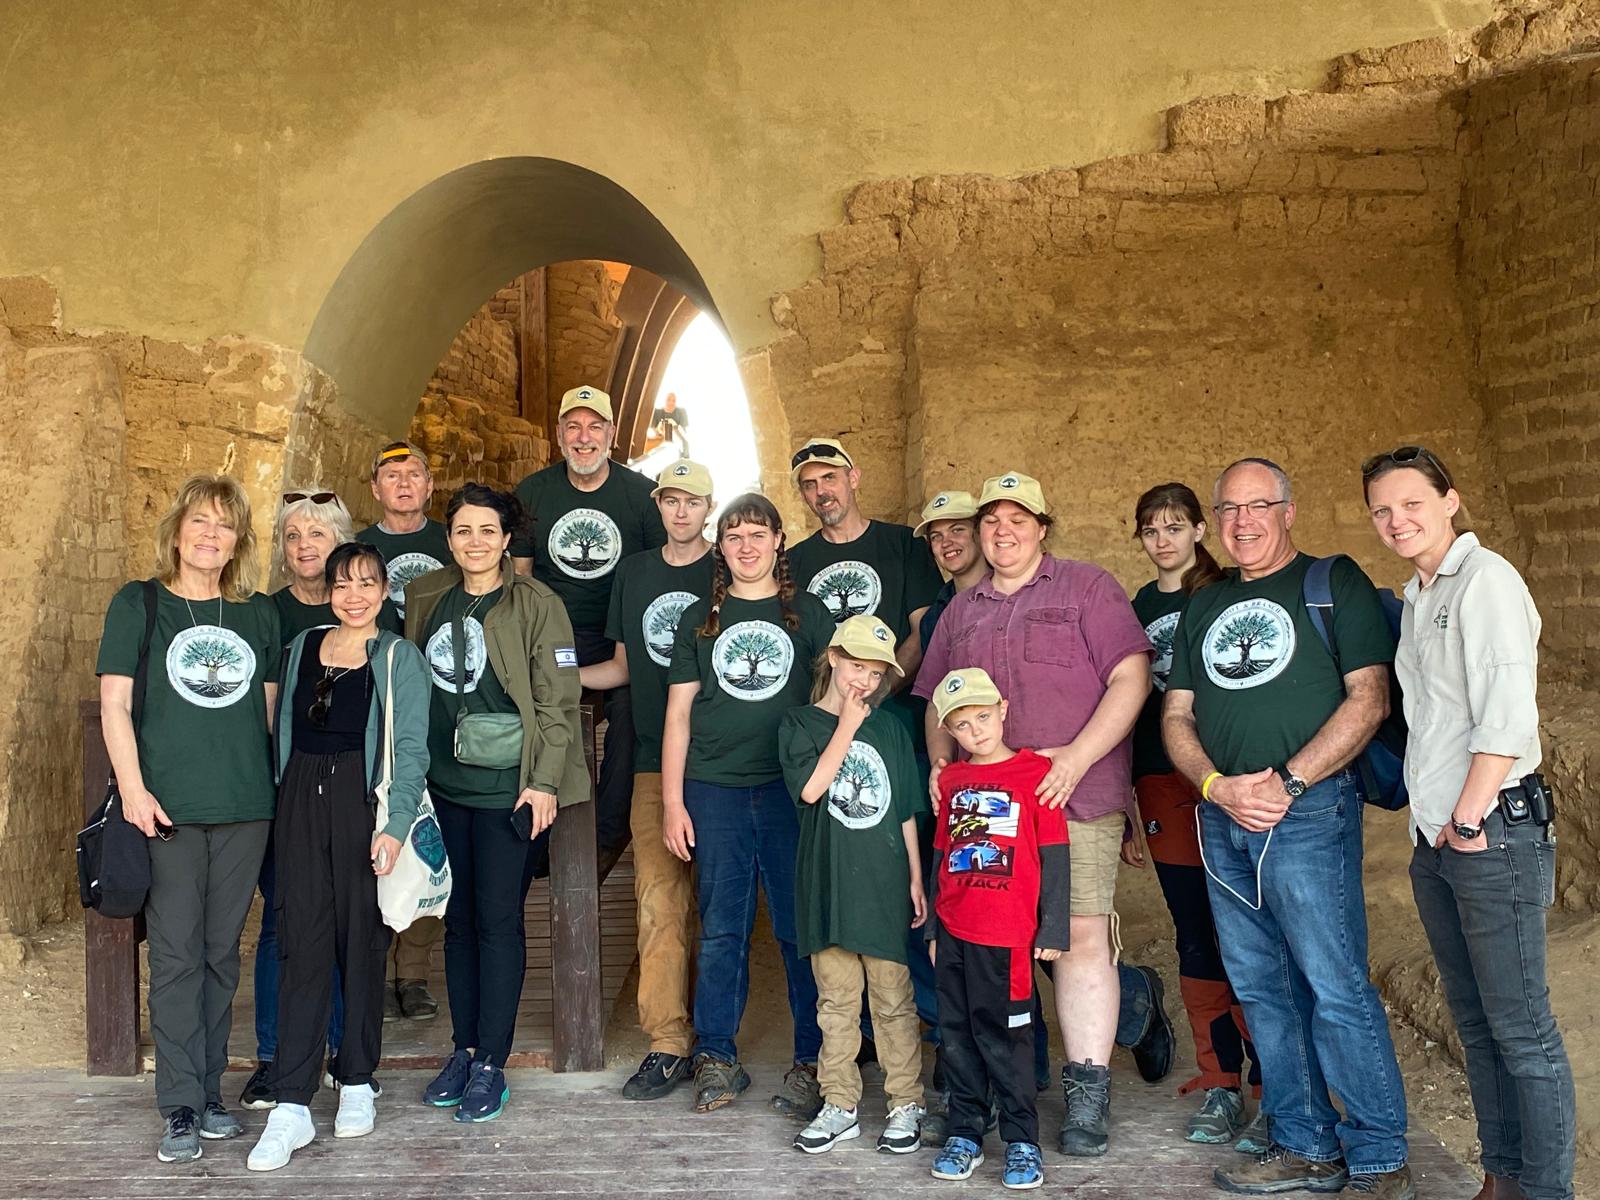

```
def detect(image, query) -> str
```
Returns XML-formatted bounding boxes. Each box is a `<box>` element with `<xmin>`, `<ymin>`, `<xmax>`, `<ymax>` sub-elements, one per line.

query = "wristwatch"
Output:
<box><xmin>1276</xmin><ymin>766</ymin><xmax>1308</xmax><ymax>798</ymax></box>
<box><xmin>1451</xmin><ymin>815</ymin><xmax>1483</xmax><ymax>841</ymax></box>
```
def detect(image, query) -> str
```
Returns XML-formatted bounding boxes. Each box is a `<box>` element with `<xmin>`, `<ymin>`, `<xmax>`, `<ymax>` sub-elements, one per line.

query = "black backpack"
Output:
<box><xmin>76</xmin><ymin>581</ymin><xmax>157</xmax><ymax>917</ymax></box>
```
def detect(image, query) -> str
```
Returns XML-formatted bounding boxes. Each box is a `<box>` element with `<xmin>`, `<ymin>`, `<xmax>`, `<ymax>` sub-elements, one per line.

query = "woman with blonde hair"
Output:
<box><xmin>95</xmin><ymin>474</ymin><xmax>282</xmax><ymax>1164</ymax></box>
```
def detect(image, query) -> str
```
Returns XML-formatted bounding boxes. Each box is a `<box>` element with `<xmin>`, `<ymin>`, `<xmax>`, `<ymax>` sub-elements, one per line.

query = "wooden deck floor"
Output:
<box><xmin>7</xmin><ymin>1060</ymin><xmax>1474</xmax><ymax>1198</ymax></box>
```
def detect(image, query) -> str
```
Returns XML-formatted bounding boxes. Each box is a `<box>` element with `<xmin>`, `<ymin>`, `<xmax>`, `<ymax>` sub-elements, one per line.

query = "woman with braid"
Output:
<box><xmin>661</xmin><ymin>493</ymin><xmax>836</xmax><ymax>1115</ymax></box>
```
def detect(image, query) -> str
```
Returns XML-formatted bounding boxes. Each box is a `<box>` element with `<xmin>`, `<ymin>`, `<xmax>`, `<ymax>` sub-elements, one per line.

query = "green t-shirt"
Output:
<box><xmin>668</xmin><ymin>590</ymin><xmax>834</xmax><ymax>786</ymax></box>
<box><xmin>603</xmin><ymin>545</ymin><xmax>715</xmax><ymax>772</ymax></box>
<box><xmin>1167</xmin><ymin>554</ymin><xmax>1393</xmax><ymax>776</ymax></box>
<box><xmin>95</xmin><ymin>582</ymin><xmax>280</xmax><ymax>824</ymax></box>
<box><xmin>356</xmin><ymin>520</ymin><xmax>451</xmax><ymax>621</ymax></box>
<box><xmin>509</xmin><ymin>461</ymin><xmax>667</xmax><ymax>633</ymax></box>
<box><xmin>420</xmin><ymin>584</ymin><xmax>521</xmax><ymax>808</ymax></box>
<box><xmin>779</xmin><ymin>704</ymin><xmax>929</xmax><ymax>962</ymax></box>
<box><xmin>270</xmin><ymin>586</ymin><xmax>400</xmax><ymax>646</ymax></box>
<box><xmin>1130</xmin><ymin>581</ymin><xmax>1186</xmax><ymax>780</ymax></box>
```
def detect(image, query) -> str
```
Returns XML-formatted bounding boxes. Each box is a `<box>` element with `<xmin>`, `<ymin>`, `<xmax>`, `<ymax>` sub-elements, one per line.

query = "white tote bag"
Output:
<box><xmin>374</xmin><ymin>642</ymin><xmax>452</xmax><ymax>931</ymax></box>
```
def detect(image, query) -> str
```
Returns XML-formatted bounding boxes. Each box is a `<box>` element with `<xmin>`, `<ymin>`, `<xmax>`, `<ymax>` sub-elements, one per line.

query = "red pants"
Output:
<box><xmin>1135</xmin><ymin>771</ymin><xmax>1260</xmax><ymax>1095</ymax></box>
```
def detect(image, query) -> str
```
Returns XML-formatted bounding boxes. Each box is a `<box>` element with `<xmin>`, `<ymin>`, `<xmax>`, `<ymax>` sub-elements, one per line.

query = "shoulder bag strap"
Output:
<box><xmin>380</xmin><ymin>639</ymin><xmax>397</xmax><ymax>802</ymax></box>
<box><xmin>452</xmin><ymin>610</ymin><xmax>475</xmax><ymax>713</ymax></box>
<box><xmin>1301</xmin><ymin>555</ymin><xmax>1340</xmax><ymax>669</ymax></box>
<box><xmin>132</xmin><ymin>579</ymin><xmax>158</xmax><ymax>732</ymax></box>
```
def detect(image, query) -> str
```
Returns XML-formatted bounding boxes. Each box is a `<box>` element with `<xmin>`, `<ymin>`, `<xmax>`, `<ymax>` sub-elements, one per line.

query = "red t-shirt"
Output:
<box><xmin>933</xmin><ymin>749</ymin><xmax>1070</xmax><ymax>948</ymax></box>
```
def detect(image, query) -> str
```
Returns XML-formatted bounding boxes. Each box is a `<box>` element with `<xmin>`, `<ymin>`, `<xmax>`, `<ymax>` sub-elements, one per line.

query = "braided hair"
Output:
<box><xmin>696</xmin><ymin>492</ymin><xmax>800</xmax><ymax>637</ymax></box>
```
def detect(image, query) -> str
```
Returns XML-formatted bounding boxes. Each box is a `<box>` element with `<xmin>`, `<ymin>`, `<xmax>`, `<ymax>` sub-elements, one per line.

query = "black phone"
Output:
<box><xmin>153</xmin><ymin>820</ymin><xmax>175</xmax><ymax>842</ymax></box>
<box><xmin>509</xmin><ymin>805</ymin><xmax>533</xmax><ymax>841</ymax></box>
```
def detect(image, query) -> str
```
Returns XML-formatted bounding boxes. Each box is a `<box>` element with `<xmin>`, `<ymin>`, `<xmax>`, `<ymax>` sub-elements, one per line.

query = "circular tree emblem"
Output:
<box><xmin>1203</xmin><ymin>599</ymin><xmax>1296</xmax><ymax>690</ymax></box>
<box><xmin>711</xmin><ymin>620</ymin><xmax>794</xmax><ymax>701</ymax></box>
<box><xmin>410</xmin><ymin>813</ymin><xmax>449</xmax><ymax>875</ymax></box>
<box><xmin>643</xmin><ymin>590</ymin><xmax>697</xmax><ymax>668</ymax></box>
<box><xmin>386</xmin><ymin>551</ymin><xmax>443</xmax><ymax>615</ymax></box>
<box><xmin>549</xmin><ymin>507</ymin><xmax>622</xmax><ymax>580</ymax></box>
<box><xmin>166</xmin><ymin>625</ymin><xmax>256</xmax><ymax>709</ymax></box>
<box><xmin>425</xmin><ymin>617</ymin><xmax>488</xmax><ymax>693</ymax></box>
<box><xmin>1145</xmin><ymin>611</ymin><xmax>1181</xmax><ymax>693</ymax></box>
<box><xmin>828</xmin><ymin>740</ymin><xmax>891</xmax><ymax>830</ymax></box>
<box><xmin>807</xmin><ymin>559</ymin><xmax>883</xmax><ymax>623</ymax></box>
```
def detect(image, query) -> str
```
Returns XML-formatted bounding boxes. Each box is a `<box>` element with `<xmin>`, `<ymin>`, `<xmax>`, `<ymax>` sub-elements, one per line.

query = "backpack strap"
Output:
<box><xmin>132</xmin><ymin>579</ymin><xmax>158</xmax><ymax>733</ymax></box>
<box><xmin>1302</xmin><ymin>555</ymin><xmax>1340</xmax><ymax>669</ymax></box>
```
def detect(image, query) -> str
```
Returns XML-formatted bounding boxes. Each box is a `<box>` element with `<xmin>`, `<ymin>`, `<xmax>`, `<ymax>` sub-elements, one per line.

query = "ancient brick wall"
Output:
<box><xmin>422</xmin><ymin>285</ymin><xmax>521</xmax><ymax>418</ymax></box>
<box><xmin>547</xmin><ymin>260</ymin><xmax>626</xmax><ymax>409</ymax></box>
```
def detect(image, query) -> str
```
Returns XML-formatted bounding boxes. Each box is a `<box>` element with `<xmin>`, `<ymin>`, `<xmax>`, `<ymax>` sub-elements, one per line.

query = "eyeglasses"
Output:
<box><xmin>1212</xmin><ymin>499</ymin><xmax>1288</xmax><ymax>521</ymax></box>
<box><xmin>790</xmin><ymin>443</ymin><xmax>851</xmax><ymax>470</ymax></box>
<box><xmin>282</xmin><ymin>491</ymin><xmax>342</xmax><ymax>507</ymax></box>
<box><xmin>1360</xmin><ymin>445</ymin><xmax>1453</xmax><ymax>488</ymax></box>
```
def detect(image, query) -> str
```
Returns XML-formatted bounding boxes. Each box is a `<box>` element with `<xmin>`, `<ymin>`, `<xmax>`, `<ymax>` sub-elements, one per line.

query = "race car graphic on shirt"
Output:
<box><xmin>945</xmin><ymin>787</ymin><xmax>1019</xmax><ymax>877</ymax></box>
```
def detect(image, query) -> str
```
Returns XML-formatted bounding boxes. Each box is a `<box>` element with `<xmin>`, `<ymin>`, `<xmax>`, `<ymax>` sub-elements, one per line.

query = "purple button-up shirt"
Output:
<box><xmin>915</xmin><ymin>554</ymin><xmax>1152</xmax><ymax>822</ymax></box>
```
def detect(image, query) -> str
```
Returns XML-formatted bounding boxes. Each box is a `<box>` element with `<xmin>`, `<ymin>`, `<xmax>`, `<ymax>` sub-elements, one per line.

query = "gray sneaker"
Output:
<box><xmin>878</xmin><ymin>1102</ymin><xmax>925</xmax><ymax>1154</ymax></box>
<box><xmin>1235</xmin><ymin>1109</ymin><xmax>1272</xmax><ymax>1155</ymax></box>
<box><xmin>1187</xmin><ymin>1086</ymin><xmax>1244</xmax><ymax>1144</ymax></box>
<box><xmin>1058</xmin><ymin>1060</ymin><xmax>1111</xmax><ymax>1156</ymax></box>
<box><xmin>793</xmin><ymin>1102</ymin><xmax>860</xmax><ymax>1153</ymax></box>
<box><xmin>770</xmin><ymin>1061</ymin><xmax>822</xmax><ymax>1122</ymax></box>
<box><xmin>198</xmin><ymin>1101</ymin><xmax>242</xmax><ymax>1140</ymax></box>
<box><xmin>157</xmin><ymin>1106</ymin><xmax>202</xmax><ymax>1163</ymax></box>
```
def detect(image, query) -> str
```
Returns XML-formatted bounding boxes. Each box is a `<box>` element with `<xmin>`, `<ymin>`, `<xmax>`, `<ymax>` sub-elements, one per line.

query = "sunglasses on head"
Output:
<box><xmin>1360</xmin><ymin>445</ymin><xmax>1453</xmax><ymax>488</ymax></box>
<box><xmin>790</xmin><ymin>443</ymin><xmax>850</xmax><ymax>470</ymax></box>
<box><xmin>282</xmin><ymin>491</ymin><xmax>342</xmax><ymax>507</ymax></box>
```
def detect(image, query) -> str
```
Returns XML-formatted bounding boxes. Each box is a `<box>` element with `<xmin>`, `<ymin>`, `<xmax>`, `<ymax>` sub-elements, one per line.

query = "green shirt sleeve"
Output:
<box><xmin>778</xmin><ymin>709</ymin><xmax>822</xmax><ymax>807</ymax></box>
<box><xmin>902</xmin><ymin>528</ymin><xmax>944</xmax><ymax>615</ymax></box>
<box><xmin>885</xmin><ymin>716</ymin><xmax>928</xmax><ymax>823</ymax></box>
<box><xmin>668</xmin><ymin>599</ymin><xmax>708</xmax><ymax>686</ymax></box>
<box><xmin>604</xmin><ymin>559</ymin><xmax>627</xmax><ymax>645</ymax></box>
<box><xmin>96</xmin><ymin>581</ymin><xmax>146</xmax><ymax>676</ymax></box>
<box><xmin>1328</xmin><ymin>557</ymin><xmax>1396</xmax><ymax>673</ymax></box>
<box><xmin>509</xmin><ymin>473</ymin><xmax>539</xmax><ymax>559</ymax></box>
<box><xmin>1167</xmin><ymin>599</ymin><xmax>1195</xmax><ymax>692</ymax></box>
<box><xmin>254</xmin><ymin>594</ymin><xmax>283</xmax><ymax>682</ymax></box>
<box><xmin>640</xmin><ymin>488</ymin><xmax>668</xmax><ymax>552</ymax></box>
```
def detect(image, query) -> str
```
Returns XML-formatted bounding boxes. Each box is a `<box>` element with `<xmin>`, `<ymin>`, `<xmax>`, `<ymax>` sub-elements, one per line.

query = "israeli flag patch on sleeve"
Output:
<box><xmin>555</xmin><ymin>647</ymin><xmax>578</xmax><ymax>668</ymax></box>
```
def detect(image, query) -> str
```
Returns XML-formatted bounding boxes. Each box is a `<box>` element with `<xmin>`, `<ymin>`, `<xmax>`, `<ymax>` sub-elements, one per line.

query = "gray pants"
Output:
<box><xmin>1411</xmin><ymin>812</ymin><xmax>1576</xmax><ymax>1200</ymax></box>
<box><xmin>146</xmin><ymin>820</ymin><xmax>270</xmax><ymax>1116</ymax></box>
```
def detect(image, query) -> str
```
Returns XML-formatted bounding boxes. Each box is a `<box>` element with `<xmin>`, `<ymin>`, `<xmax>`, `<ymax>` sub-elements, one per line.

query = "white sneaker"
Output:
<box><xmin>793</xmin><ymin>1102</ymin><xmax>860</xmax><ymax>1154</ymax></box>
<box><xmin>878</xmin><ymin>1102</ymin><xmax>926</xmax><ymax>1154</ymax></box>
<box><xmin>247</xmin><ymin>1103</ymin><xmax>314</xmax><ymax>1171</ymax></box>
<box><xmin>334</xmin><ymin>1083</ymin><xmax>376</xmax><ymax>1138</ymax></box>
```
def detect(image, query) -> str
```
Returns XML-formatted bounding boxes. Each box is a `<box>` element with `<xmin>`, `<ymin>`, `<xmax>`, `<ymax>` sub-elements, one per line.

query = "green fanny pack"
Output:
<box><xmin>452</xmin><ymin>610</ymin><xmax>524</xmax><ymax>771</ymax></box>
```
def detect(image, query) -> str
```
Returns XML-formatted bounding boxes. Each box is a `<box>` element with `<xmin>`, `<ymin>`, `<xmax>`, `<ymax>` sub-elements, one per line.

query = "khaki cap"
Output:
<box><xmin>913</xmin><ymin>489</ymin><xmax>979</xmax><ymax>538</ymax></box>
<box><xmin>651</xmin><ymin>458</ymin><xmax>714</xmax><ymax>499</ymax></box>
<box><xmin>932</xmin><ymin>667</ymin><xmax>1005</xmax><ymax>723</ymax></box>
<box><xmin>790</xmin><ymin>436</ymin><xmax>854</xmax><ymax>478</ymax></box>
<box><xmin>977</xmin><ymin>470</ymin><xmax>1049</xmax><ymax>516</ymax></box>
<box><xmin>828</xmin><ymin>614</ymin><xmax>904</xmax><ymax>676</ymax></box>
<box><xmin>558</xmin><ymin>385</ymin><xmax>614</xmax><ymax>422</ymax></box>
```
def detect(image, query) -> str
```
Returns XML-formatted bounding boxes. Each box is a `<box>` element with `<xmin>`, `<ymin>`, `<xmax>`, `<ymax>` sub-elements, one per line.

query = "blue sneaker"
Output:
<box><xmin>1003</xmin><ymin>1142</ymin><xmax>1044</xmax><ymax>1190</ymax></box>
<box><xmin>453</xmin><ymin>1062</ymin><xmax>509</xmax><ymax>1123</ymax></box>
<box><xmin>423</xmin><ymin>1049</ymin><xmax>472</xmax><ymax>1107</ymax></box>
<box><xmin>931</xmin><ymin>1137</ymin><xmax>984</xmax><ymax>1181</ymax></box>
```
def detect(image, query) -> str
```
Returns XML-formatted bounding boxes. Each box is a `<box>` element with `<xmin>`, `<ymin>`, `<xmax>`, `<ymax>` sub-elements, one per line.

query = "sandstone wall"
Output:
<box><xmin>547</xmin><ymin>261</ymin><xmax>626</xmax><ymax>413</ymax></box>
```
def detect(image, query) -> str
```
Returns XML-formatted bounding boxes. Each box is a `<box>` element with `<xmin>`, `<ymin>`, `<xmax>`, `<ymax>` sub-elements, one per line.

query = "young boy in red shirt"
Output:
<box><xmin>926</xmin><ymin>668</ymin><xmax>1069</xmax><ymax>1191</ymax></box>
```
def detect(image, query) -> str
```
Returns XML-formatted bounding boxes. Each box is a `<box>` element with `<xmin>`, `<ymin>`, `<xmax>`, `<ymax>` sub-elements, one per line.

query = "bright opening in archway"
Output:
<box><xmin>629</xmin><ymin>312</ymin><xmax>761</xmax><ymax>520</ymax></box>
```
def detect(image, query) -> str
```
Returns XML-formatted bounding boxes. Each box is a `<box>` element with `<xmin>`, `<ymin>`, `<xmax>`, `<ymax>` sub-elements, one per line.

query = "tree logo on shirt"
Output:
<box><xmin>827</xmin><ymin>741</ymin><xmax>891</xmax><ymax>830</ymax></box>
<box><xmin>711</xmin><ymin>620</ymin><xmax>794</xmax><ymax>701</ymax></box>
<box><xmin>643</xmin><ymin>590</ymin><xmax>698</xmax><ymax>667</ymax></box>
<box><xmin>386</xmin><ymin>551</ymin><xmax>443</xmax><ymax>615</ymax></box>
<box><xmin>807</xmin><ymin>559</ymin><xmax>882</xmax><ymax>623</ymax></box>
<box><xmin>1145</xmin><ymin>611</ymin><xmax>1181</xmax><ymax>693</ymax></box>
<box><xmin>549</xmin><ymin>507</ymin><xmax>622</xmax><ymax>580</ymax></box>
<box><xmin>1202</xmin><ymin>598</ymin><xmax>1296</xmax><ymax>690</ymax></box>
<box><xmin>166</xmin><ymin>624</ymin><xmax>257</xmax><ymax>709</ymax></box>
<box><xmin>425</xmin><ymin>617</ymin><xmax>488</xmax><ymax>693</ymax></box>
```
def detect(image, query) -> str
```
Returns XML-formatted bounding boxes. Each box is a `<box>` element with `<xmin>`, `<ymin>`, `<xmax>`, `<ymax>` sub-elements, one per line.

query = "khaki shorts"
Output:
<box><xmin>1067</xmin><ymin>809</ymin><xmax>1124</xmax><ymax>916</ymax></box>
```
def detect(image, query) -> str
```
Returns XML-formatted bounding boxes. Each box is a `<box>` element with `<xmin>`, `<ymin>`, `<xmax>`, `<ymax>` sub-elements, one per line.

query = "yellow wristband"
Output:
<box><xmin>1200</xmin><ymin>771</ymin><xmax>1222</xmax><ymax>802</ymax></box>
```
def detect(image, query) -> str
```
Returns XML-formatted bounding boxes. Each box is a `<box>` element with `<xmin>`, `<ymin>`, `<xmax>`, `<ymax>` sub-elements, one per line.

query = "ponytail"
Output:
<box><xmin>1134</xmin><ymin>481</ymin><xmax>1226</xmax><ymax>596</ymax></box>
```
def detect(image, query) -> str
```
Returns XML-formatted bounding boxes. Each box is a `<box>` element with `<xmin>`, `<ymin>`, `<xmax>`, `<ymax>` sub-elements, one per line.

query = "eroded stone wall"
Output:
<box><xmin>547</xmin><ymin>261</ymin><xmax>626</xmax><ymax>411</ymax></box>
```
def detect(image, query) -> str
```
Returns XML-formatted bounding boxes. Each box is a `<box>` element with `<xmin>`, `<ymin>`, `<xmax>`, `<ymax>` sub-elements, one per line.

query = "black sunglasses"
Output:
<box><xmin>307</xmin><ymin>674</ymin><xmax>339</xmax><ymax>727</ymax></box>
<box><xmin>790</xmin><ymin>443</ymin><xmax>851</xmax><ymax>470</ymax></box>
<box><xmin>282</xmin><ymin>491</ymin><xmax>342</xmax><ymax>507</ymax></box>
<box><xmin>1360</xmin><ymin>445</ymin><xmax>1453</xmax><ymax>488</ymax></box>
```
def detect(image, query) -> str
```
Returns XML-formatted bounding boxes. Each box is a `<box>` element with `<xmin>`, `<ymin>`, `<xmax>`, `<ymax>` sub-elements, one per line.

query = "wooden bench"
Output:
<box><xmin>81</xmin><ymin>697</ymin><xmax>606</xmax><ymax>1076</ymax></box>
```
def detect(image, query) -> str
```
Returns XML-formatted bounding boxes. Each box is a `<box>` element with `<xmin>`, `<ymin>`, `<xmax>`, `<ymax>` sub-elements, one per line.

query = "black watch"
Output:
<box><xmin>1276</xmin><ymin>766</ymin><xmax>1308</xmax><ymax>798</ymax></box>
<box><xmin>1451</xmin><ymin>816</ymin><xmax>1483</xmax><ymax>841</ymax></box>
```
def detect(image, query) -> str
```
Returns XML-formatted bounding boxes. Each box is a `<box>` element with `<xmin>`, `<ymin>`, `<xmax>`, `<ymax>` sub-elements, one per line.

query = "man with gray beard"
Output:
<box><xmin>512</xmin><ymin>386</ymin><xmax>666</xmax><ymax>870</ymax></box>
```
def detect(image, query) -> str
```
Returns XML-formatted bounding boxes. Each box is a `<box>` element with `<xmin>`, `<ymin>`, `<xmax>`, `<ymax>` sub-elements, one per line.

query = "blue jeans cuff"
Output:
<box><xmin>1349</xmin><ymin>1162</ymin><xmax>1408</xmax><ymax>1176</ymax></box>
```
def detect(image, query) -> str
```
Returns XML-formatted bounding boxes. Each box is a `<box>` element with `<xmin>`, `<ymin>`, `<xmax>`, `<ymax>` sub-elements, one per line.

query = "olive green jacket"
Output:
<box><xmin>404</xmin><ymin>560</ymin><xmax>592</xmax><ymax>808</ymax></box>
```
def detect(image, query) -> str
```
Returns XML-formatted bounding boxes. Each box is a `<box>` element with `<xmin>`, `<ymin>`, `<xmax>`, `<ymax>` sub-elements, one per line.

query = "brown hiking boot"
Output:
<box><xmin>1472</xmin><ymin>1175</ymin><xmax>1518</xmax><ymax>1200</ymax></box>
<box><xmin>1215</xmin><ymin>1144</ymin><xmax>1350</xmax><ymax>1194</ymax></box>
<box><xmin>1341</xmin><ymin>1166</ymin><xmax>1415</xmax><ymax>1200</ymax></box>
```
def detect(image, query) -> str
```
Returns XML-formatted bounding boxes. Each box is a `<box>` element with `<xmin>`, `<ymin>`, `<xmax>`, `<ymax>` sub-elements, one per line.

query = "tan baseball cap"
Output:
<box><xmin>913</xmin><ymin>489</ymin><xmax>979</xmax><ymax>538</ymax></box>
<box><xmin>558</xmin><ymin>385</ymin><xmax>614</xmax><ymax>422</ymax></box>
<box><xmin>977</xmin><ymin>470</ymin><xmax>1049</xmax><ymax>516</ymax></box>
<box><xmin>790</xmin><ymin>436</ymin><xmax>854</xmax><ymax>478</ymax></box>
<box><xmin>828</xmin><ymin>614</ymin><xmax>905</xmax><ymax>676</ymax></box>
<box><xmin>932</xmin><ymin>667</ymin><xmax>1005</xmax><ymax>723</ymax></box>
<box><xmin>651</xmin><ymin>458</ymin><xmax>714</xmax><ymax>499</ymax></box>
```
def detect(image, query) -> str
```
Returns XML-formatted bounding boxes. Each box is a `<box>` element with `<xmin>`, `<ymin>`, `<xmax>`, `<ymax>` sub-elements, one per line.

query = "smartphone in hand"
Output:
<box><xmin>509</xmin><ymin>804</ymin><xmax>534</xmax><ymax>841</ymax></box>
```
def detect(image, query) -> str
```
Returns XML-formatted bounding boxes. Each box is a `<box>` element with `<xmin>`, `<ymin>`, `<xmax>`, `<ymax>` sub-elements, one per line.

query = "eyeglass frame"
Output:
<box><xmin>1211</xmin><ymin>499</ymin><xmax>1289</xmax><ymax>521</ymax></box>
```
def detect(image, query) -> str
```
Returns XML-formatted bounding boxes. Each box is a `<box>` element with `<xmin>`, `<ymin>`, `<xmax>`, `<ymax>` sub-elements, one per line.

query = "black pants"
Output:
<box><xmin>436</xmin><ymin>795</ymin><xmax>534</xmax><ymax>1065</ymax></box>
<box><xmin>576</xmin><ymin>627</ymin><xmax>634</xmax><ymax>860</ymax></box>
<box><xmin>273</xmin><ymin>750</ymin><xmax>390</xmax><ymax>1103</ymax></box>
<box><xmin>936</xmin><ymin>928</ymin><xmax>1037</xmax><ymax>1146</ymax></box>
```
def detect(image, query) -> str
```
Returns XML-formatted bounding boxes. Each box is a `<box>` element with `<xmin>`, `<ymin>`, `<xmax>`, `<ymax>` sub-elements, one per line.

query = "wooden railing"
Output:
<box><xmin>81</xmin><ymin>697</ymin><xmax>606</xmax><ymax>1076</ymax></box>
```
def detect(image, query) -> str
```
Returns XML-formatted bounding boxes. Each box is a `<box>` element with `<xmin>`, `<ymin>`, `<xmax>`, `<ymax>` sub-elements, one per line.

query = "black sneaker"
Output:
<box><xmin>383</xmin><ymin>987</ymin><xmax>403</xmax><ymax>1023</ymax></box>
<box><xmin>1129</xmin><ymin>965</ymin><xmax>1175</xmax><ymax>1083</ymax></box>
<box><xmin>199</xmin><ymin>1101</ymin><xmax>242</xmax><ymax>1140</ymax></box>
<box><xmin>423</xmin><ymin>1049</ymin><xmax>473</xmax><ymax>1107</ymax></box>
<box><xmin>622</xmin><ymin>1052</ymin><xmax>691</xmax><ymax>1100</ymax></box>
<box><xmin>397</xmin><ymin>978</ymin><xmax>439</xmax><ymax>1020</ymax></box>
<box><xmin>769</xmin><ymin>1061</ymin><xmax>822</xmax><ymax>1122</ymax></box>
<box><xmin>157</xmin><ymin>1106</ymin><xmax>202</xmax><ymax>1163</ymax></box>
<box><xmin>453</xmin><ymin>1062</ymin><xmax>509</xmax><ymax>1123</ymax></box>
<box><xmin>1058</xmin><ymin>1059</ymin><xmax>1111</xmax><ymax>1156</ymax></box>
<box><xmin>239</xmin><ymin>1062</ymin><xmax>276</xmax><ymax>1111</ymax></box>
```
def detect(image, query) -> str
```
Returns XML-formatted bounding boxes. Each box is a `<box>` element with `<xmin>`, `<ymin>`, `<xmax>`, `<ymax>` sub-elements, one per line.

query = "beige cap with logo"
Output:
<box><xmin>652</xmin><ymin>458</ymin><xmax>715</xmax><ymax>499</ymax></box>
<box><xmin>977</xmin><ymin>470</ymin><xmax>1049</xmax><ymax>516</ymax></box>
<box><xmin>558</xmin><ymin>385</ymin><xmax>614</xmax><ymax>422</ymax></box>
<box><xmin>932</xmin><ymin>666</ymin><xmax>1005</xmax><ymax>723</ymax></box>
<box><xmin>828</xmin><ymin>614</ymin><xmax>904</xmax><ymax>675</ymax></box>
<box><xmin>790</xmin><ymin>436</ymin><xmax>855</xmax><ymax>478</ymax></box>
<box><xmin>913</xmin><ymin>489</ymin><xmax>979</xmax><ymax>538</ymax></box>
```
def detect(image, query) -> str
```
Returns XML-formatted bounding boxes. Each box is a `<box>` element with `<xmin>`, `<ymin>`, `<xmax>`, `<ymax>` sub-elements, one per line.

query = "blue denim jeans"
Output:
<box><xmin>1201</xmin><ymin>770</ymin><xmax>1407</xmax><ymax>1174</ymax></box>
<box><xmin>684</xmin><ymin>778</ymin><xmax>821</xmax><ymax>1065</ymax></box>
<box><xmin>1411</xmin><ymin>811</ymin><xmax>1575</xmax><ymax>1200</ymax></box>
<box><xmin>255</xmin><ymin>831</ymin><xmax>344</xmax><ymax>1060</ymax></box>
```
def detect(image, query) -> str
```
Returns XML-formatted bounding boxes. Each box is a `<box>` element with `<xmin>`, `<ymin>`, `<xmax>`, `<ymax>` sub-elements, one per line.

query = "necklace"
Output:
<box><xmin>181</xmin><ymin>593</ymin><xmax>224</xmax><ymax>631</ymax></box>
